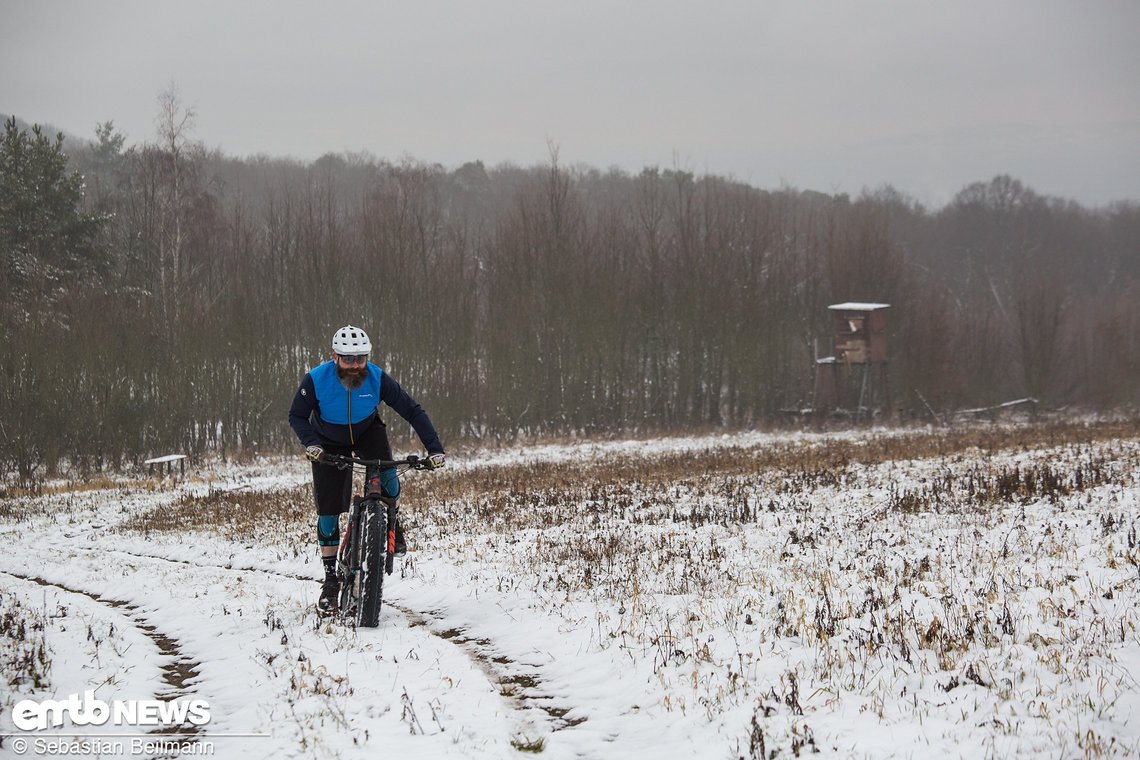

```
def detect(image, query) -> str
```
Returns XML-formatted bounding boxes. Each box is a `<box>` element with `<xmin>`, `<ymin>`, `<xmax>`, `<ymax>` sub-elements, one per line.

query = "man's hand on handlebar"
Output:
<box><xmin>307</xmin><ymin>451</ymin><xmax>440</xmax><ymax>470</ymax></box>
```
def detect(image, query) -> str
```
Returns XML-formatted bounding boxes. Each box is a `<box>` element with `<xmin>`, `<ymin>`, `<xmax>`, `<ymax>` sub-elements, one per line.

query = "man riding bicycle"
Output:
<box><xmin>288</xmin><ymin>325</ymin><xmax>446</xmax><ymax>613</ymax></box>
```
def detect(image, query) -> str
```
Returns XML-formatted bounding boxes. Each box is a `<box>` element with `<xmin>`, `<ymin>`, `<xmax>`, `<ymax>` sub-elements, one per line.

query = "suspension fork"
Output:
<box><xmin>337</xmin><ymin>498</ymin><xmax>359</xmax><ymax>573</ymax></box>
<box><xmin>384</xmin><ymin>497</ymin><xmax>399</xmax><ymax>575</ymax></box>
<box><xmin>364</xmin><ymin>464</ymin><xmax>400</xmax><ymax>574</ymax></box>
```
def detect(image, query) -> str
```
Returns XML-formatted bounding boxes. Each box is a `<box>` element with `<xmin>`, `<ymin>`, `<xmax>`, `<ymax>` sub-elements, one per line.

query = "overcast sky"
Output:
<box><xmin>2</xmin><ymin>0</ymin><xmax>1138</xmax><ymax>207</ymax></box>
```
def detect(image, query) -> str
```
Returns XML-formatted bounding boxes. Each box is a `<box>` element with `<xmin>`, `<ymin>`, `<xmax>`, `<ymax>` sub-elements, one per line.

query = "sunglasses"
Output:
<box><xmin>336</xmin><ymin>354</ymin><xmax>368</xmax><ymax>366</ymax></box>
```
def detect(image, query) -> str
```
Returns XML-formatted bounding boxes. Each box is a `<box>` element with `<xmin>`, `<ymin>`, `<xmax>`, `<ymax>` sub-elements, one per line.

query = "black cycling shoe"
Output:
<box><xmin>394</xmin><ymin>520</ymin><xmax>407</xmax><ymax>557</ymax></box>
<box><xmin>317</xmin><ymin>578</ymin><xmax>340</xmax><ymax>614</ymax></box>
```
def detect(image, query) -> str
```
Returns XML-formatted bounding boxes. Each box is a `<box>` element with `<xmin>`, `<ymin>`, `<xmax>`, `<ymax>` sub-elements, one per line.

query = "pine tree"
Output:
<box><xmin>0</xmin><ymin>116</ymin><xmax>109</xmax><ymax>306</ymax></box>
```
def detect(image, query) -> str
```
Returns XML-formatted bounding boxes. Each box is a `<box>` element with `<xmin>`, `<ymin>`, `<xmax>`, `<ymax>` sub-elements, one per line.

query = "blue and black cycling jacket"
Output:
<box><xmin>288</xmin><ymin>360</ymin><xmax>444</xmax><ymax>454</ymax></box>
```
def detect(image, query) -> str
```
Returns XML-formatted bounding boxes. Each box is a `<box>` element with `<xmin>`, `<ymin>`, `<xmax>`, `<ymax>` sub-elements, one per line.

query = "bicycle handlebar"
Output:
<box><xmin>316</xmin><ymin>453</ymin><xmax>432</xmax><ymax>471</ymax></box>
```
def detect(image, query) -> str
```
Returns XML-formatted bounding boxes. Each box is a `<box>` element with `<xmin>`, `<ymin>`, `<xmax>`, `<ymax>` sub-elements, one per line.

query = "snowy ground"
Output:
<box><xmin>1</xmin><ymin>421</ymin><xmax>1139</xmax><ymax>759</ymax></box>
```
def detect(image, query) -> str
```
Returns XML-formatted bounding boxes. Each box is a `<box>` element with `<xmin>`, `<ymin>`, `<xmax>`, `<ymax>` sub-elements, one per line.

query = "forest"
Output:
<box><xmin>2</xmin><ymin>96</ymin><xmax>1139</xmax><ymax>480</ymax></box>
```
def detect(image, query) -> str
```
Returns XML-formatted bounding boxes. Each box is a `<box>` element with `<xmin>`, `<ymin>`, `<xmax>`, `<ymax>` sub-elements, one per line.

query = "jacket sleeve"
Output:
<box><xmin>379</xmin><ymin>373</ymin><xmax>444</xmax><ymax>454</ymax></box>
<box><xmin>288</xmin><ymin>374</ymin><xmax>322</xmax><ymax>448</ymax></box>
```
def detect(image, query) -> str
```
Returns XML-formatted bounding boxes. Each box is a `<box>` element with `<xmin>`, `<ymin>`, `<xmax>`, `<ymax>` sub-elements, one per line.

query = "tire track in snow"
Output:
<box><xmin>402</xmin><ymin>607</ymin><xmax>588</xmax><ymax>734</ymax></box>
<box><xmin>82</xmin><ymin>546</ymin><xmax>588</xmax><ymax>735</ymax></box>
<box><xmin>0</xmin><ymin>569</ymin><xmax>204</xmax><ymax>740</ymax></box>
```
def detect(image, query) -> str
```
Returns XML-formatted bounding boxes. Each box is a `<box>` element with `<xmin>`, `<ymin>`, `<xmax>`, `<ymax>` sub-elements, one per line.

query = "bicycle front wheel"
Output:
<box><xmin>355</xmin><ymin>499</ymin><xmax>387</xmax><ymax>627</ymax></box>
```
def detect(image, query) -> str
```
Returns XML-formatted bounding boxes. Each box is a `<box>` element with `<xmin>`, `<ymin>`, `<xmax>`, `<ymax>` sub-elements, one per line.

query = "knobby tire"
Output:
<box><xmin>356</xmin><ymin>499</ymin><xmax>386</xmax><ymax>627</ymax></box>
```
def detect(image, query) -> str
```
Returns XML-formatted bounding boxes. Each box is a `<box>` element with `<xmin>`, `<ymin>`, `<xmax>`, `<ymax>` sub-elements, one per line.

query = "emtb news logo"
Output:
<box><xmin>12</xmin><ymin>690</ymin><xmax>210</xmax><ymax>730</ymax></box>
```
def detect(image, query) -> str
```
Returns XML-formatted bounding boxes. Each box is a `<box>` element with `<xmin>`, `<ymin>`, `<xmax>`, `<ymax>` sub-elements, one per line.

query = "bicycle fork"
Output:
<box><xmin>365</xmin><ymin>465</ymin><xmax>400</xmax><ymax>577</ymax></box>
<box><xmin>336</xmin><ymin>502</ymin><xmax>359</xmax><ymax>605</ymax></box>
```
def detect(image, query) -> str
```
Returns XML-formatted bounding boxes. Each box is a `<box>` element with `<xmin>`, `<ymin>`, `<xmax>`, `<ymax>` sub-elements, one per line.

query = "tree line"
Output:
<box><xmin>2</xmin><ymin>101</ymin><xmax>1138</xmax><ymax>481</ymax></box>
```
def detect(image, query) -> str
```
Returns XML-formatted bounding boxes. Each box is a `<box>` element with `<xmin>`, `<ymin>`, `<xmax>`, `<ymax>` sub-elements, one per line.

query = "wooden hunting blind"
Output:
<box><xmin>829</xmin><ymin>302</ymin><xmax>890</xmax><ymax>364</ymax></box>
<box><xmin>813</xmin><ymin>302</ymin><xmax>892</xmax><ymax>419</ymax></box>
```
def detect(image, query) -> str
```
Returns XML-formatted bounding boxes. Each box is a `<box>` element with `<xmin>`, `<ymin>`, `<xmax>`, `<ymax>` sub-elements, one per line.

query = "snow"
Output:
<box><xmin>827</xmin><ymin>303</ymin><xmax>891</xmax><ymax>311</ymax></box>
<box><xmin>143</xmin><ymin>455</ymin><xmax>188</xmax><ymax>466</ymax></box>
<box><xmin>1</xmin><ymin>426</ymin><xmax>1139</xmax><ymax>759</ymax></box>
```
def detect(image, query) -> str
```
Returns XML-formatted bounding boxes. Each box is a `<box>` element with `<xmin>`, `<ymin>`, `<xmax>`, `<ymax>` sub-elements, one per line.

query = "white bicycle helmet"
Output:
<box><xmin>332</xmin><ymin>325</ymin><xmax>372</xmax><ymax>355</ymax></box>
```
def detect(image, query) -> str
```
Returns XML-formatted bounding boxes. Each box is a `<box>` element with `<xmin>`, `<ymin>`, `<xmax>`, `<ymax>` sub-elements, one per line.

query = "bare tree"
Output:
<box><xmin>153</xmin><ymin>82</ymin><xmax>198</xmax><ymax>323</ymax></box>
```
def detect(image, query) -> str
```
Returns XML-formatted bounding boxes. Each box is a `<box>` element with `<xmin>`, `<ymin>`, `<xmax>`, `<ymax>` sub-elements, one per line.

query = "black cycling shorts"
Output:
<box><xmin>311</xmin><ymin>419</ymin><xmax>393</xmax><ymax>516</ymax></box>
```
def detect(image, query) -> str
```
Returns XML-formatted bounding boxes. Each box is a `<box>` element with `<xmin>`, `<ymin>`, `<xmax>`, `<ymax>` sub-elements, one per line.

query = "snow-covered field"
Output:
<box><xmin>2</xmin><ymin>421</ymin><xmax>1139</xmax><ymax>759</ymax></box>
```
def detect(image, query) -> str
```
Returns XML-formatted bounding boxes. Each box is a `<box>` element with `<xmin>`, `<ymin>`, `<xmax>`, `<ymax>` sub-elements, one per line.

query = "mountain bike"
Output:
<box><xmin>317</xmin><ymin>453</ymin><xmax>432</xmax><ymax>627</ymax></box>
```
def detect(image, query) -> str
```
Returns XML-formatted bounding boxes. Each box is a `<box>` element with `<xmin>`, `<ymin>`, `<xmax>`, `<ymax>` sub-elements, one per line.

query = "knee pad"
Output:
<box><xmin>364</xmin><ymin>467</ymin><xmax>400</xmax><ymax>499</ymax></box>
<box><xmin>381</xmin><ymin>468</ymin><xmax>400</xmax><ymax>499</ymax></box>
<box><xmin>317</xmin><ymin>515</ymin><xmax>340</xmax><ymax>547</ymax></box>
